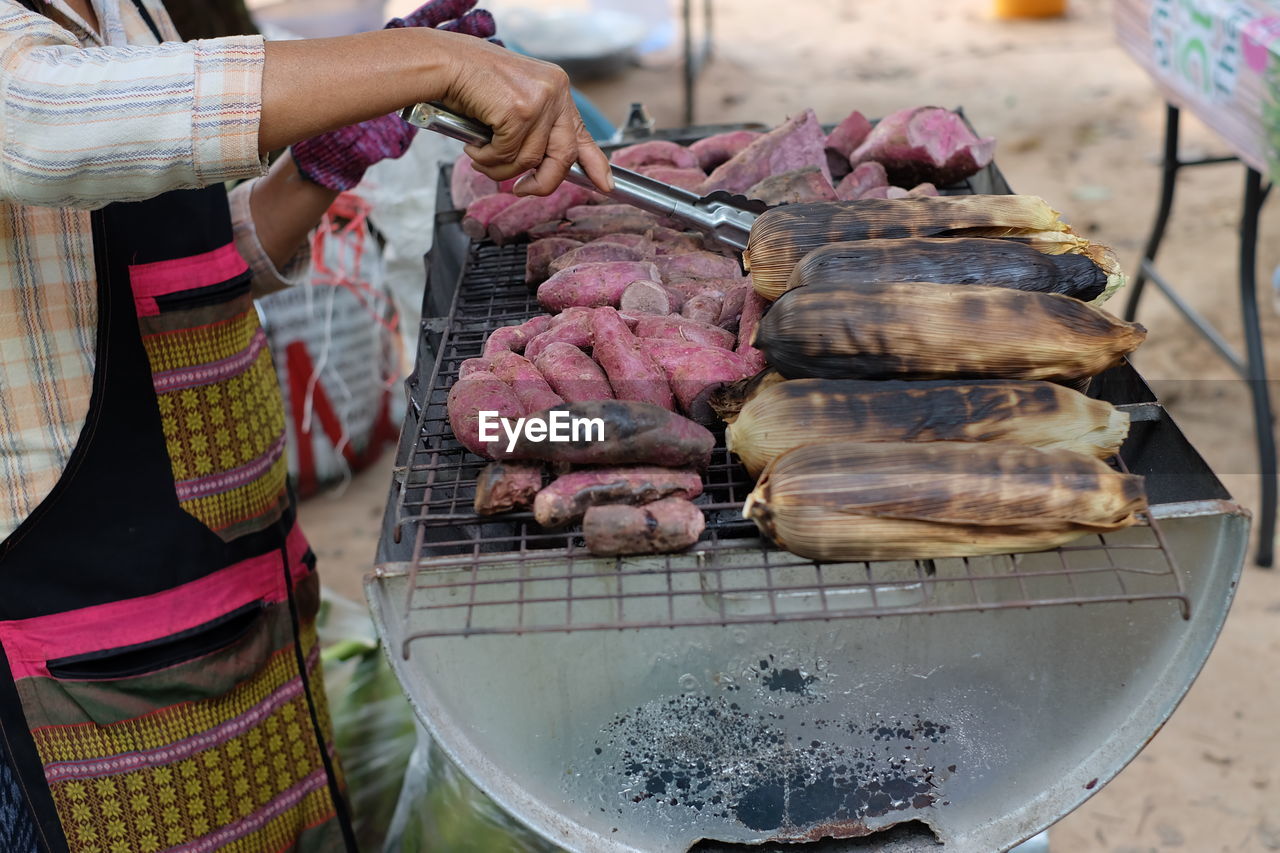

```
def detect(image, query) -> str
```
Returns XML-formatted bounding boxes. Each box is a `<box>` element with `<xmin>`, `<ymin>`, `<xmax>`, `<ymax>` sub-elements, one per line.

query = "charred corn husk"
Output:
<box><xmin>707</xmin><ymin>368</ymin><xmax>785</xmax><ymax>423</ymax></box>
<box><xmin>743</xmin><ymin>441</ymin><xmax>1147</xmax><ymax>561</ymax></box>
<box><xmin>726</xmin><ymin>378</ymin><xmax>1129</xmax><ymax>477</ymax></box>
<box><xmin>754</xmin><ymin>280</ymin><xmax>1146</xmax><ymax>383</ymax></box>
<box><xmin>743</xmin><ymin>196</ymin><xmax>1074</xmax><ymax>299</ymax></box>
<box><xmin>774</xmin><ymin>237</ymin><xmax>1116</xmax><ymax>305</ymax></box>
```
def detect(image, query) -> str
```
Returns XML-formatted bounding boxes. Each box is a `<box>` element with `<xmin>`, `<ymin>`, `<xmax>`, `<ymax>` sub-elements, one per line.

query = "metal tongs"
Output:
<box><xmin>402</xmin><ymin>102</ymin><xmax>767</xmax><ymax>251</ymax></box>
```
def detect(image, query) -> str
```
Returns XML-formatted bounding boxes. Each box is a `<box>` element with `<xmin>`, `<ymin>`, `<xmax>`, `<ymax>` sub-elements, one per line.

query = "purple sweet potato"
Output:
<box><xmin>620</xmin><ymin>279</ymin><xmax>684</xmax><ymax>316</ymax></box>
<box><xmin>745</xmin><ymin>167</ymin><xmax>838</xmax><ymax>205</ymax></box>
<box><xmin>669</xmin><ymin>358</ymin><xmax>757</xmax><ymax>423</ymax></box>
<box><xmin>489</xmin><ymin>350</ymin><xmax>564</xmax><ymax>413</ymax></box>
<box><xmin>663</xmin><ymin>277</ymin><xmax>739</xmax><ymax>302</ymax></box>
<box><xmin>547</xmin><ymin>241</ymin><xmax>649</xmax><ymax>276</ymax></box>
<box><xmin>450</xmin><ymin>154</ymin><xmax>498</xmax><ymax>210</ymax></box>
<box><xmin>885</xmin><ymin>186</ymin><xmax>911</xmax><ymax>199</ymax></box>
<box><xmin>636</xmin><ymin>339</ymin><xmax>756</xmax><ymax>419</ymax></box>
<box><xmin>527</xmin><ymin>220</ymin><xmax>570</xmax><ymax>240</ymax></box>
<box><xmin>482</xmin><ymin>325</ymin><xmax>527</xmax><ymax>359</ymax></box>
<box><xmin>458</xmin><ymin>357</ymin><xmax>492</xmax><ymax>380</ymax></box>
<box><xmin>488</xmin><ymin>183</ymin><xmax>594</xmax><ymax>244</ymax></box>
<box><xmin>689</xmin><ymin>130</ymin><xmax>763</xmax><ymax>172</ymax></box>
<box><xmin>849</xmin><ymin>106</ymin><xmax>996</xmax><ymax>187</ymax></box>
<box><xmin>474</xmin><ymin>461</ymin><xmax>544</xmax><ymax>515</ymax></box>
<box><xmin>635</xmin><ymin>314</ymin><xmax>736</xmax><ymax>350</ymax></box>
<box><xmin>498</xmin><ymin>399</ymin><xmax>715</xmax><ymax>468</ymax></box>
<box><xmin>532</xmin><ymin>342</ymin><xmax>615</xmax><ymax>403</ymax></box>
<box><xmin>655</xmin><ymin>251</ymin><xmax>741</xmax><ymax>282</ymax></box>
<box><xmin>637</xmin><ymin>339</ymin><xmax>754</xmax><ymax>379</ymax></box>
<box><xmin>582</xmin><ymin>497</ymin><xmax>706</xmax><ymax>556</ymax></box>
<box><xmin>908</xmin><ymin>182</ymin><xmax>940</xmax><ymax>197</ymax></box>
<box><xmin>525</xmin><ymin>237</ymin><xmax>584</xmax><ymax>284</ymax></box>
<box><xmin>610</xmin><ymin>139</ymin><xmax>700</xmax><ymax>171</ymax></box>
<box><xmin>480</xmin><ymin>316</ymin><xmax>553</xmax><ymax>358</ymax></box>
<box><xmin>550</xmin><ymin>216</ymin><xmax>668</xmax><ymax>241</ymax></box>
<box><xmin>840</xmin><ymin>166</ymin><xmax>889</xmax><ymax>200</ymax></box>
<box><xmin>646</xmin><ymin>227</ymin><xmax>708</xmax><ymax>256</ymax></box>
<box><xmin>525</xmin><ymin>307</ymin><xmax>595</xmax><ymax>360</ymax></box>
<box><xmin>447</xmin><ymin>372</ymin><xmax>524</xmax><ymax>458</ymax></box>
<box><xmin>591</xmin><ymin>307</ymin><xmax>676</xmax><ymax>410</ymax></box>
<box><xmin>825</xmin><ymin>108</ymin><xmax>873</xmax><ymax>159</ymax></box>
<box><xmin>858</xmin><ymin>185</ymin><xmax>892</xmax><ymax>200</ymax></box>
<box><xmin>735</xmin><ymin>290</ymin><xmax>769</xmax><ymax>372</ymax></box>
<box><xmin>537</xmin><ymin>261</ymin><xmax>663</xmax><ymax>312</ymax></box>
<box><xmin>681</xmin><ymin>292</ymin><xmax>723</xmax><ymax>325</ymax></box>
<box><xmin>533</xmin><ymin>466</ymin><xmax>703</xmax><ymax>527</ymax></box>
<box><xmin>595</xmin><ymin>232</ymin><xmax>655</xmax><ymax>253</ymax></box>
<box><xmin>835</xmin><ymin>161</ymin><xmax>889</xmax><ymax>201</ymax></box>
<box><xmin>699</xmin><ymin>109</ymin><xmax>831</xmax><ymax>194</ymax></box>
<box><xmin>636</xmin><ymin>165</ymin><xmax>707</xmax><ymax>191</ymax></box>
<box><xmin>565</xmin><ymin>204</ymin><xmax>658</xmax><ymax>223</ymax></box>
<box><xmin>463</xmin><ymin>192</ymin><xmax>520</xmax><ymax>240</ymax></box>
<box><xmin>716</xmin><ymin>281</ymin><xmax>751</xmax><ymax>330</ymax></box>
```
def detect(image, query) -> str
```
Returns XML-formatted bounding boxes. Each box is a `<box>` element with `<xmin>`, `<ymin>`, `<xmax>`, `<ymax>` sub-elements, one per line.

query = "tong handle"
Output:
<box><xmin>400</xmin><ymin>102</ymin><xmax>703</xmax><ymax>220</ymax></box>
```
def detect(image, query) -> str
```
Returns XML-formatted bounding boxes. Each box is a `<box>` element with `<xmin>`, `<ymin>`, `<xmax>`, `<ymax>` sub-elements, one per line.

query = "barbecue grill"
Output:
<box><xmin>367</xmin><ymin>128</ymin><xmax>1248</xmax><ymax>852</ymax></box>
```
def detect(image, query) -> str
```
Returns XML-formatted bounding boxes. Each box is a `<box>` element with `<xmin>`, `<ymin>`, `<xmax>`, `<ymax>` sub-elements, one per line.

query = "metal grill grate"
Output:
<box><xmin>382</xmin><ymin>235</ymin><xmax>1191</xmax><ymax>653</ymax></box>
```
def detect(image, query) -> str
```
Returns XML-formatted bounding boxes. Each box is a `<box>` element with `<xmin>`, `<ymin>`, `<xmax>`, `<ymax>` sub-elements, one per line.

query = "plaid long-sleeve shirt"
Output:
<box><xmin>0</xmin><ymin>0</ymin><xmax>307</xmax><ymax>539</ymax></box>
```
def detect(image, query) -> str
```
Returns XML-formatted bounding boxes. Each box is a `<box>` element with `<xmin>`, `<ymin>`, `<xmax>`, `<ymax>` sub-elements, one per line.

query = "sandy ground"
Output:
<box><xmin>299</xmin><ymin>0</ymin><xmax>1280</xmax><ymax>849</ymax></box>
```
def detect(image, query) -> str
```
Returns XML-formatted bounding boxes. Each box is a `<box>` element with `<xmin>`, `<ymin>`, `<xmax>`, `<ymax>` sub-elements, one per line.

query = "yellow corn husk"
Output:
<box><xmin>743</xmin><ymin>441</ymin><xmax>1147</xmax><ymax>561</ymax></box>
<box><xmin>726</xmin><ymin>378</ymin><xmax>1130</xmax><ymax>477</ymax></box>
<box><xmin>774</xmin><ymin>236</ymin><xmax>1121</xmax><ymax>306</ymax></box>
<box><xmin>743</xmin><ymin>195</ymin><xmax>1069</xmax><ymax>299</ymax></box>
<box><xmin>754</xmin><ymin>279</ymin><xmax>1146</xmax><ymax>383</ymax></box>
<box><xmin>707</xmin><ymin>368</ymin><xmax>785</xmax><ymax>423</ymax></box>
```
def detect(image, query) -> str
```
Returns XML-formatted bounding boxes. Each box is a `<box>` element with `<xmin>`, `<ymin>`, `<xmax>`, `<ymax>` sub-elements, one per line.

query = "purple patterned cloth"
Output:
<box><xmin>291</xmin><ymin>0</ymin><xmax>498</xmax><ymax>191</ymax></box>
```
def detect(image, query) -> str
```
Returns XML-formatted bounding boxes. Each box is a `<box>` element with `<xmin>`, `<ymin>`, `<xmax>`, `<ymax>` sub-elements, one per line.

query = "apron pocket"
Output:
<box><xmin>129</xmin><ymin>246</ymin><xmax>291</xmax><ymax>543</ymax></box>
<box><xmin>13</xmin><ymin>572</ymin><xmax>338</xmax><ymax>852</ymax></box>
<box><xmin>46</xmin><ymin>601</ymin><xmax>264</xmax><ymax>681</ymax></box>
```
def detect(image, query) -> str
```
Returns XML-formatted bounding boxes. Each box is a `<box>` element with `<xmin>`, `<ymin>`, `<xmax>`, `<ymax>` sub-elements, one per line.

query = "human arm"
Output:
<box><xmin>0</xmin><ymin>6</ymin><xmax>610</xmax><ymax>208</ymax></box>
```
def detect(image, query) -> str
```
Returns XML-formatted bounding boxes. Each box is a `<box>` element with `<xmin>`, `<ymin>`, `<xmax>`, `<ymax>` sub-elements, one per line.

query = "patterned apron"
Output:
<box><xmin>0</xmin><ymin>183</ymin><xmax>357</xmax><ymax>852</ymax></box>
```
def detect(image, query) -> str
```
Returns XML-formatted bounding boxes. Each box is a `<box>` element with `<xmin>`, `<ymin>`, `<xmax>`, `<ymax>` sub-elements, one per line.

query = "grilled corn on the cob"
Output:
<box><xmin>754</xmin><ymin>280</ymin><xmax>1146</xmax><ymax>383</ymax></box>
<box><xmin>773</xmin><ymin>237</ymin><xmax>1116</xmax><ymax>304</ymax></box>
<box><xmin>743</xmin><ymin>196</ymin><xmax>1086</xmax><ymax>298</ymax></box>
<box><xmin>726</xmin><ymin>378</ymin><xmax>1130</xmax><ymax>477</ymax></box>
<box><xmin>743</xmin><ymin>441</ymin><xmax>1146</xmax><ymax>561</ymax></box>
<box><xmin>707</xmin><ymin>368</ymin><xmax>785</xmax><ymax>423</ymax></box>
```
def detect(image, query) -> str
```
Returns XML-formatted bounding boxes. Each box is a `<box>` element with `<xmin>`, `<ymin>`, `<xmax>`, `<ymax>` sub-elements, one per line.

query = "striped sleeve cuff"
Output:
<box><xmin>190</xmin><ymin>35</ymin><xmax>269</xmax><ymax>186</ymax></box>
<box><xmin>229</xmin><ymin>178</ymin><xmax>312</xmax><ymax>296</ymax></box>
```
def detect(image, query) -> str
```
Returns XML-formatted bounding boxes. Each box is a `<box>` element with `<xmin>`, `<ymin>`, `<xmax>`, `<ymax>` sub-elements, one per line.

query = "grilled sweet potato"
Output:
<box><xmin>583</xmin><ymin>498</ymin><xmax>706</xmax><ymax>556</ymax></box>
<box><xmin>447</xmin><ymin>373</ymin><xmax>524</xmax><ymax>458</ymax></box>
<box><xmin>620</xmin><ymin>279</ymin><xmax>684</xmax><ymax>316</ymax></box>
<box><xmin>537</xmin><ymin>261</ymin><xmax>662</xmax><ymax>312</ymax></box>
<box><xmin>474</xmin><ymin>461</ymin><xmax>544</xmax><ymax>515</ymax></box>
<box><xmin>463</xmin><ymin>193</ymin><xmax>520</xmax><ymax>240</ymax></box>
<box><xmin>525</xmin><ymin>237</ymin><xmax>584</xmax><ymax>285</ymax></box>
<box><xmin>498</xmin><ymin>399</ymin><xmax>715</xmax><ymax>468</ymax></box>
<box><xmin>591</xmin><ymin>307</ymin><xmax>676</xmax><ymax>410</ymax></box>
<box><xmin>611</xmin><ymin>139</ymin><xmax>700</xmax><ymax>171</ymax></box>
<box><xmin>489</xmin><ymin>351</ymin><xmax>563</xmax><ymax>413</ymax></box>
<box><xmin>532</xmin><ymin>342</ymin><xmax>615</xmax><ymax>403</ymax></box>
<box><xmin>635</xmin><ymin>314</ymin><xmax>736</xmax><ymax>350</ymax></box>
<box><xmin>689</xmin><ymin>130</ymin><xmax>763</xmax><ymax>171</ymax></box>
<box><xmin>533</xmin><ymin>466</ymin><xmax>703</xmax><ymax>527</ymax></box>
<box><xmin>547</xmin><ymin>241</ymin><xmax>649</xmax><ymax>276</ymax></box>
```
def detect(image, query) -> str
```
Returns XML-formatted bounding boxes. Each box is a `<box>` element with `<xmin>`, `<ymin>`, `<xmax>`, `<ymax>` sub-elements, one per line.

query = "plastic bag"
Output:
<box><xmin>385</xmin><ymin>723</ymin><xmax>563</xmax><ymax>853</ymax></box>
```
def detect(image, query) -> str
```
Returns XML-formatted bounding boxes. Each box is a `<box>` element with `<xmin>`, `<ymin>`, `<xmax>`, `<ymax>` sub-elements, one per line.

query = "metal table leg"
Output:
<box><xmin>1124</xmin><ymin>104</ymin><xmax>1182</xmax><ymax>322</ymax></box>
<box><xmin>1123</xmin><ymin>103</ymin><xmax>1275</xmax><ymax>566</ymax></box>
<box><xmin>1240</xmin><ymin>168</ymin><xmax>1276</xmax><ymax>567</ymax></box>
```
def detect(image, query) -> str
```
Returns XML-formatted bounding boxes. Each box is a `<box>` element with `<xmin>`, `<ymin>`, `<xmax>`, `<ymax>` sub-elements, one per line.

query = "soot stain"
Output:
<box><xmin>597</xmin><ymin>694</ymin><xmax>953</xmax><ymax>834</ymax></box>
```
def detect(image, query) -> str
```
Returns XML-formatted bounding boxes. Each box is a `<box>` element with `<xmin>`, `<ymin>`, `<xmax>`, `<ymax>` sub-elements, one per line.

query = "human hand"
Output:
<box><xmin>433</xmin><ymin>36</ymin><xmax>613</xmax><ymax>197</ymax></box>
<box><xmin>290</xmin><ymin>0</ymin><xmax>499</xmax><ymax>192</ymax></box>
